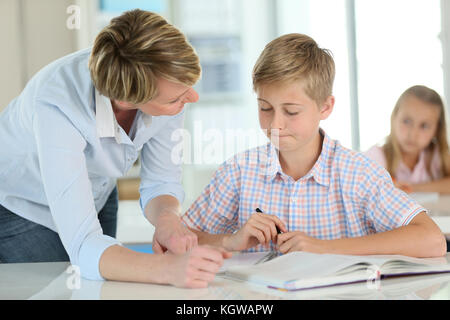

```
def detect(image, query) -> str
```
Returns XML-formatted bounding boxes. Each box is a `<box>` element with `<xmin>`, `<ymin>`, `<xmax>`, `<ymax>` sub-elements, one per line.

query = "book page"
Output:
<box><xmin>218</xmin><ymin>251</ymin><xmax>273</xmax><ymax>274</ymax></box>
<box><xmin>225</xmin><ymin>252</ymin><xmax>450</xmax><ymax>290</ymax></box>
<box><xmin>225</xmin><ymin>252</ymin><xmax>373</xmax><ymax>287</ymax></box>
<box><xmin>379</xmin><ymin>255</ymin><xmax>450</xmax><ymax>275</ymax></box>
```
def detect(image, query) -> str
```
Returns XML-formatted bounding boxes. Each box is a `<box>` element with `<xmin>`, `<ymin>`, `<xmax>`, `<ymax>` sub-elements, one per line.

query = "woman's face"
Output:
<box><xmin>113</xmin><ymin>77</ymin><xmax>199</xmax><ymax>116</ymax></box>
<box><xmin>393</xmin><ymin>95</ymin><xmax>441</xmax><ymax>156</ymax></box>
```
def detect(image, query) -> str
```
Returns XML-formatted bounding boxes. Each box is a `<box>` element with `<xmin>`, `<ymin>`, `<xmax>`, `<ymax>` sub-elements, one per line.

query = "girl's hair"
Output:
<box><xmin>89</xmin><ymin>9</ymin><xmax>201</xmax><ymax>104</ymax></box>
<box><xmin>383</xmin><ymin>85</ymin><xmax>450</xmax><ymax>178</ymax></box>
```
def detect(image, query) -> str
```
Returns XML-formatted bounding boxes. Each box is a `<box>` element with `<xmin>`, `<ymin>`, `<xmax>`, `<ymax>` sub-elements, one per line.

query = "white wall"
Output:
<box><xmin>0</xmin><ymin>0</ymin><xmax>77</xmax><ymax>111</ymax></box>
<box><xmin>0</xmin><ymin>0</ymin><xmax>23</xmax><ymax>111</ymax></box>
<box><xmin>442</xmin><ymin>0</ymin><xmax>450</xmax><ymax>113</ymax></box>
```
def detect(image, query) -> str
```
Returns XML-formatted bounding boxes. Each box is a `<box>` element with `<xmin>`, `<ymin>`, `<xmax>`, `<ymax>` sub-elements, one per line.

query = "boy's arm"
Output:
<box><xmin>336</xmin><ymin>211</ymin><xmax>446</xmax><ymax>257</ymax></box>
<box><xmin>189</xmin><ymin>228</ymin><xmax>228</xmax><ymax>248</ymax></box>
<box><xmin>278</xmin><ymin>211</ymin><xmax>446</xmax><ymax>258</ymax></box>
<box><xmin>189</xmin><ymin>212</ymin><xmax>287</xmax><ymax>251</ymax></box>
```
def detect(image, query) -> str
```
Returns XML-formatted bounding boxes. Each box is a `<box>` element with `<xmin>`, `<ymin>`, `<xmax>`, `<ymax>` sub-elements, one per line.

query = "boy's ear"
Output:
<box><xmin>319</xmin><ymin>95</ymin><xmax>335</xmax><ymax>120</ymax></box>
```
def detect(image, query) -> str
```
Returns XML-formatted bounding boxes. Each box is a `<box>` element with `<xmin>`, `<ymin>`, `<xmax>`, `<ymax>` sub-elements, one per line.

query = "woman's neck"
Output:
<box><xmin>111</xmin><ymin>100</ymin><xmax>137</xmax><ymax>135</ymax></box>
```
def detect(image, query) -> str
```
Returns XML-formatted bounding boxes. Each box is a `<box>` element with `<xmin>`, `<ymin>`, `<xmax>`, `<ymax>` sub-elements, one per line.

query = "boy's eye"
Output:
<box><xmin>286</xmin><ymin>111</ymin><xmax>299</xmax><ymax>116</ymax></box>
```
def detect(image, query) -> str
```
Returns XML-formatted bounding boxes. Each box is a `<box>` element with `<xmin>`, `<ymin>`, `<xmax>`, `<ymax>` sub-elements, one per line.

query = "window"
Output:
<box><xmin>277</xmin><ymin>0</ymin><xmax>445</xmax><ymax>152</ymax></box>
<box><xmin>277</xmin><ymin>0</ymin><xmax>353</xmax><ymax>149</ymax></box>
<box><xmin>355</xmin><ymin>0</ymin><xmax>443</xmax><ymax>151</ymax></box>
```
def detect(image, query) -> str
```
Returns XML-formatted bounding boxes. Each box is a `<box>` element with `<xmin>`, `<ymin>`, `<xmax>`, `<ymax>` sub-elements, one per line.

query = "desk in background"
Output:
<box><xmin>413</xmin><ymin>193</ymin><xmax>450</xmax><ymax>237</ymax></box>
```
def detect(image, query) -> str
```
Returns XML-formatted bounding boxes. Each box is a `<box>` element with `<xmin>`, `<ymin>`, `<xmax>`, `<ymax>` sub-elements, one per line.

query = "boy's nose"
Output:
<box><xmin>270</xmin><ymin>112</ymin><xmax>284</xmax><ymax>130</ymax></box>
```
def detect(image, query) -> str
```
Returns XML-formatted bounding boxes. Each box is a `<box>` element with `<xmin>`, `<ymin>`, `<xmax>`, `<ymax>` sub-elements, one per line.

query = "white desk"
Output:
<box><xmin>2</xmin><ymin>255</ymin><xmax>450</xmax><ymax>300</ymax></box>
<box><xmin>3</xmin><ymin>194</ymin><xmax>450</xmax><ymax>301</ymax></box>
<box><xmin>416</xmin><ymin>194</ymin><xmax>450</xmax><ymax>236</ymax></box>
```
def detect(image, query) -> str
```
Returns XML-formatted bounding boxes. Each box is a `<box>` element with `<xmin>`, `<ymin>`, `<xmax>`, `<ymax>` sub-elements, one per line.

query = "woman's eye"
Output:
<box><xmin>286</xmin><ymin>111</ymin><xmax>299</xmax><ymax>116</ymax></box>
<box><xmin>260</xmin><ymin>107</ymin><xmax>272</xmax><ymax>112</ymax></box>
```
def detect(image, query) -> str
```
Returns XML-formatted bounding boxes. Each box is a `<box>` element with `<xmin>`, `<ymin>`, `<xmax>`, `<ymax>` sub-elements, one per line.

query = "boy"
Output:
<box><xmin>181</xmin><ymin>33</ymin><xmax>446</xmax><ymax>258</ymax></box>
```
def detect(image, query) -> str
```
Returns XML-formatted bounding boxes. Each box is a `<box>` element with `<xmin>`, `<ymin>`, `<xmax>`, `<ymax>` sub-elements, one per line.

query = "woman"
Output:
<box><xmin>0</xmin><ymin>9</ymin><xmax>229</xmax><ymax>288</ymax></box>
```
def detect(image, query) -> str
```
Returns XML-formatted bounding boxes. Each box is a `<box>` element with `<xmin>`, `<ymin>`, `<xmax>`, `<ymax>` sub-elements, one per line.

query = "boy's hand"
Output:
<box><xmin>152</xmin><ymin>211</ymin><xmax>198</xmax><ymax>254</ymax></box>
<box><xmin>277</xmin><ymin>231</ymin><xmax>327</xmax><ymax>254</ymax></box>
<box><xmin>224</xmin><ymin>212</ymin><xmax>286</xmax><ymax>251</ymax></box>
<box><xmin>165</xmin><ymin>245</ymin><xmax>232</xmax><ymax>288</ymax></box>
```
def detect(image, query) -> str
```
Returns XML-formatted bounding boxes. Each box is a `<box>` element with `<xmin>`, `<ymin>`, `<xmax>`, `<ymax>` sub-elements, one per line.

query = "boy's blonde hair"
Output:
<box><xmin>89</xmin><ymin>9</ymin><xmax>201</xmax><ymax>104</ymax></box>
<box><xmin>384</xmin><ymin>85</ymin><xmax>450</xmax><ymax>178</ymax></box>
<box><xmin>252</xmin><ymin>33</ymin><xmax>335</xmax><ymax>106</ymax></box>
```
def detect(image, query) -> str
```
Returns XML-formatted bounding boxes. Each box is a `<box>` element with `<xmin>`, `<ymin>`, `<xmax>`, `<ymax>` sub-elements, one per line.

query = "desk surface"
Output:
<box><xmin>412</xmin><ymin>194</ymin><xmax>450</xmax><ymax>236</ymax></box>
<box><xmin>2</xmin><ymin>255</ymin><xmax>450</xmax><ymax>300</ymax></box>
<box><xmin>2</xmin><ymin>194</ymin><xmax>450</xmax><ymax>301</ymax></box>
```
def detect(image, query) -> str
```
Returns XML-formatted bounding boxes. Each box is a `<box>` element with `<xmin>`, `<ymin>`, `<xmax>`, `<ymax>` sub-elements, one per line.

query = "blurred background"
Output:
<box><xmin>1</xmin><ymin>0</ymin><xmax>449</xmax><ymax>244</ymax></box>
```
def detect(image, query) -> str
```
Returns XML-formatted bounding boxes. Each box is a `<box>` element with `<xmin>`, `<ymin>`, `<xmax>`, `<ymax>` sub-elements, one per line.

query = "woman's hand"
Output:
<box><xmin>152</xmin><ymin>210</ymin><xmax>198</xmax><ymax>254</ymax></box>
<box><xmin>223</xmin><ymin>212</ymin><xmax>286</xmax><ymax>251</ymax></box>
<box><xmin>164</xmin><ymin>245</ymin><xmax>232</xmax><ymax>288</ymax></box>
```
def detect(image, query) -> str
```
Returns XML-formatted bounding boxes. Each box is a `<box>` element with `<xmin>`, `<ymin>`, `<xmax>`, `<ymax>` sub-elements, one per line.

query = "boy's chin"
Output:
<box><xmin>269</xmin><ymin>139</ymin><xmax>296</xmax><ymax>152</ymax></box>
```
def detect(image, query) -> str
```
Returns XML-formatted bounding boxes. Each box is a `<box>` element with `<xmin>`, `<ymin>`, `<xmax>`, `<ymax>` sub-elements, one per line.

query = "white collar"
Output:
<box><xmin>95</xmin><ymin>89</ymin><xmax>154</xmax><ymax>144</ymax></box>
<box><xmin>95</xmin><ymin>89</ymin><xmax>122</xmax><ymax>143</ymax></box>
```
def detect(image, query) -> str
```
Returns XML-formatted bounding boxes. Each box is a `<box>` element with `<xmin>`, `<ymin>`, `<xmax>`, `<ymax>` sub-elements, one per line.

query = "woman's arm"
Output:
<box><xmin>277</xmin><ymin>212</ymin><xmax>447</xmax><ymax>258</ymax></box>
<box><xmin>145</xmin><ymin>194</ymin><xmax>198</xmax><ymax>254</ymax></box>
<box><xmin>99</xmin><ymin>244</ymin><xmax>231</xmax><ymax>288</ymax></box>
<box><xmin>139</xmin><ymin>110</ymin><xmax>197</xmax><ymax>254</ymax></box>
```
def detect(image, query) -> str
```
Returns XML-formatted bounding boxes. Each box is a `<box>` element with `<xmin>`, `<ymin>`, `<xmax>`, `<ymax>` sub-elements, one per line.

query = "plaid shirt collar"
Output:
<box><xmin>260</xmin><ymin>128</ymin><xmax>332</xmax><ymax>187</ymax></box>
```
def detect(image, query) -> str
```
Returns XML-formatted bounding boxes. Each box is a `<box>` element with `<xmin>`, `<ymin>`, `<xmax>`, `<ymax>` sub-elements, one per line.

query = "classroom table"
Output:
<box><xmin>421</xmin><ymin>194</ymin><xmax>450</xmax><ymax>237</ymax></box>
<box><xmin>2</xmin><ymin>194</ymin><xmax>450</xmax><ymax>301</ymax></box>
<box><xmin>2</xmin><ymin>254</ymin><xmax>450</xmax><ymax>300</ymax></box>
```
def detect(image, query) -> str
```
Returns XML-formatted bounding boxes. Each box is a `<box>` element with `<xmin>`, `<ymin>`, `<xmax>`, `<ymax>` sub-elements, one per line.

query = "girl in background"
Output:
<box><xmin>365</xmin><ymin>85</ymin><xmax>450</xmax><ymax>194</ymax></box>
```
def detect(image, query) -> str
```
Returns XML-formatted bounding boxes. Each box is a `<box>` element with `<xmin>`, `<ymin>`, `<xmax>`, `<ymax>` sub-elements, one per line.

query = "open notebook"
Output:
<box><xmin>223</xmin><ymin>251</ymin><xmax>450</xmax><ymax>291</ymax></box>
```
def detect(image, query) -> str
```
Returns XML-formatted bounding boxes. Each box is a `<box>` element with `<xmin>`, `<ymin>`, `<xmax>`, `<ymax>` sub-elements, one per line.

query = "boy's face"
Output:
<box><xmin>256</xmin><ymin>81</ymin><xmax>334</xmax><ymax>153</ymax></box>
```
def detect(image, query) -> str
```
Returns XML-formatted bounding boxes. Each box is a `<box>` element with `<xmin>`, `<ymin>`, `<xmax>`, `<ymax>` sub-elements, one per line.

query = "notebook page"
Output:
<box><xmin>379</xmin><ymin>256</ymin><xmax>450</xmax><ymax>275</ymax></box>
<box><xmin>218</xmin><ymin>252</ymin><xmax>272</xmax><ymax>273</ymax></box>
<box><xmin>226</xmin><ymin>252</ymin><xmax>372</xmax><ymax>286</ymax></box>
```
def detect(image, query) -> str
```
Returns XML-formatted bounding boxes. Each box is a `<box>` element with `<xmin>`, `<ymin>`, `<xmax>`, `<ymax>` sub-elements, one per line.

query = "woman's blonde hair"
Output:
<box><xmin>89</xmin><ymin>9</ymin><xmax>201</xmax><ymax>104</ymax></box>
<box><xmin>252</xmin><ymin>33</ymin><xmax>335</xmax><ymax>106</ymax></box>
<box><xmin>383</xmin><ymin>85</ymin><xmax>450</xmax><ymax>178</ymax></box>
